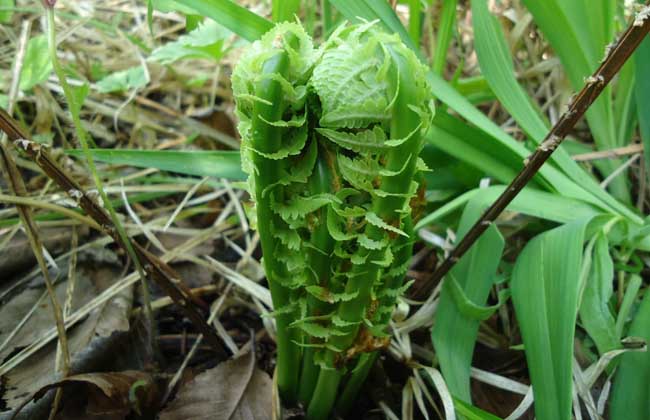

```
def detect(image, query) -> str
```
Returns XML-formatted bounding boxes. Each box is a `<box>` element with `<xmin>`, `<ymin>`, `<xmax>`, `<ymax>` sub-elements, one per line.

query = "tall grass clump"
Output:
<box><xmin>232</xmin><ymin>20</ymin><xmax>432</xmax><ymax>419</ymax></box>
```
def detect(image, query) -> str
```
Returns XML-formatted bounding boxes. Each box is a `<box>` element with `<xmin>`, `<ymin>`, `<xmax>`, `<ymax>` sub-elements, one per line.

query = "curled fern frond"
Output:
<box><xmin>232</xmin><ymin>19</ymin><xmax>434</xmax><ymax>417</ymax></box>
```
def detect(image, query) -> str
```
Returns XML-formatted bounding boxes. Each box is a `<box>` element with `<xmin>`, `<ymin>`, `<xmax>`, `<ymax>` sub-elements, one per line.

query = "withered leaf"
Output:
<box><xmin>160</xmin><ymin>350</ymin><xmax>272</xmax><ymax>420</ymax></box>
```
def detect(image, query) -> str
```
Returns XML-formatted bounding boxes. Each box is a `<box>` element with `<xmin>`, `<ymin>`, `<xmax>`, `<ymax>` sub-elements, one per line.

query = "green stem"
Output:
<box><xmin>299</xmin><ymin>152</ymin><xmax>335</xmax><ymax>404</ymax></box>
<box><xmin>378</xmin><ymin>216</ymin><xmax>414</xmax><ymax>326</ymax></box>
<box><xmin>251</xmin><ymin>51</ymin><xmax>300</xmax><ymax>402</ymax></box>
<box><xmin>333</xmin><ymin>219</ymin><xmax>414</xmax><ymax>414</ymax></box>
<box><xmin>306</xmin><ymin>352</ymin><xmax>343</xmax><ymax>420</ymax></box>
<box><xmin>309</xmin><ymin>42</ymin><xmax>424</xmax><ymax>419</ymax></box>
<box><xmin>336</xmin><ymin>352</ymin><xmax>379</xmax><ymax>415</ymax></box>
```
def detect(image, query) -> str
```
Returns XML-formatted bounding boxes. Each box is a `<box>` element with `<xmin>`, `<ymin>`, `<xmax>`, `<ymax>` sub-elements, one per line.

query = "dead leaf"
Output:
<box><xmin>0</xmin><ymin>227</ymin><xmax>79</xmax><ymax>280</ymax></box>
<box><xmin>0</xmin><ymin>263</ymin><xmax>134</xmax><ymax>418</ymax></box>
<box><xmin>160</xmin><ymin>350</ymin><xmax>272</xmax><ymax>420</ymax></box>
<box><xmin>10</xmin><ymin>371</ymin><xmax>160</xmax><ymax>419</ymax></box>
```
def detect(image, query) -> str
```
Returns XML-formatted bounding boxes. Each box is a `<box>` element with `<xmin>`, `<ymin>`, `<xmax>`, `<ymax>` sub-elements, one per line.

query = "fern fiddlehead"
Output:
<box><xmin>306</xmin><ymin>23</ymin><xmax>432</xmax><ymax>419</ymax></box>
<box><xmin>232</xmin><ymin>22</ymin><xmax>319</xmax><ymax>401</ymax></box>
<box><xmin>233</xmin><ymin>21</ymin><xmax>433</xmax><ymax>419</ymax></box>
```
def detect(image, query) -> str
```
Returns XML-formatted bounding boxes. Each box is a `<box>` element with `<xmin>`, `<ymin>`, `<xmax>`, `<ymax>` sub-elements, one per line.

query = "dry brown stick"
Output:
<box><xmin>412</xmin><ymin>5</ymin><xmax>650</xmax><ymax>300</ymax></box>
<box><xmin>0</xmin><ymin>107</ymin><xmax>228</xmax><ymax>360</ymax></box>
<box><xmin>572</xmin><ymin>143</ymin><xmax>644</xmax><ymax>162</ymax></box>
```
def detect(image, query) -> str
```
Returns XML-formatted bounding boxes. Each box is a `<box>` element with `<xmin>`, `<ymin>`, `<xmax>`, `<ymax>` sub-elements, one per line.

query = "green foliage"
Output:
<box><xmin>272</xmin><ymin>0</ymin><xmax>301</xmax><ymax>23</ymax></box>
<box><xmin>520</xmin><ymin>0</ymin><xmax>629</xmax><ymax>201</ymax></box>
<box><xmin>578</xmin><ymin>233</ymin><xmax>619</xmax><ymax>355</ymax></box>
<box><xmin>0</xmin><ymin>0</ymin><xmax>14</xmax><ymax>23</ymax></box>
<box><xmin>95</xmin><ymin>65</ymin><xmax>149</xmax><ymax>93</ymax></box>
<box><xmin>432</xmin><ymin>198</ymin><xmax>504</xmax><ymax>402</ymax></box>
<box><xmin>149</xmin><ymin>20</ymin><xmax>231</xmax><ymax>64</ymax></box>
<box><xmin>453</xmin><ymin>398</ymin><xmax>504</xmax><ymax>420</ymax></box>
<box><xmin>172</xmin><ymin>0</ymin><xmax>273</xmax><ymax>42</ymax></box>
<box><xmin>66</xmin><ymin>149</ymin><xmax>245</xmax><ymax>180</ymax></box>
<box><xmin>511</xmin><ymin>219</ymin><xmax>592</xmax><ymax>420</ymax></box>
<box><xmin>232</xmin><ymin>18</ymin><xmax>432</xmax><ymax>419</ymax></box>
<box><xmin>635</xmin><ymin>37</ymin><xmax>650</xmax><ymax>188</ymax></box>
<box><xmin>139</xmin><ymin>1</ymin><xmax>650</xmax><ymax>419</ymax></box>
<box><xmin>610</xmin><ymin>289</ymin><xmax>650</xmax><ymax>420</ymax></box>
<box><xmin>20</xmin><ymin>35</ymin><xmax>52</xmax><ymax>91</ymax></box>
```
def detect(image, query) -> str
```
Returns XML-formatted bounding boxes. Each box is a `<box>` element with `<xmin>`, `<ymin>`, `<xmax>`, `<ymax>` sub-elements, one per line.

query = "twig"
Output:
<box><xmin>411</xmin><ymin>5</ymin><xmax>650</xmax><ymax>299</ymax></box>
<box><xmin>600</xmin><ymin>154</ymin><xmax>641</xmax><ymax>189</ymax></box>
<box><xmin>572</xmin><ymin>143</ymin><xmax>644</xmax><ymax>161</ymax></box>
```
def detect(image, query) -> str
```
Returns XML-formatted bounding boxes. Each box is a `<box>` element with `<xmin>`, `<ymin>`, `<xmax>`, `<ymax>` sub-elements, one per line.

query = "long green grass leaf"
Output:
<box><xmin>415</xmin><ymin>186</ymin><xmax>600</xmax><ymax>230</ymax></box>
<box><xmin>427</xmin><ymin>72</ymin><xmax>642</xmax><ymax>224</ymax></box>
<box><xmin>610</xmin><ymin>287</ymin><xmax>650</xmax><ymax>420</ymax></box>
<box><xmin>578</xmin><ymin>233</ymin><xmax>619</xmax><ymax>355</ymax></box>
<box><xmin>453</xmin><ymin>398</ymin><xmax>503</xmax><ymax>420</ymax></box>
<box><xmin>273</xmin><ymin>0</ymin><xmax>301</xmax><ymax>22</ymax></box>
<box><xmin>432</xmin><ymin>0</ymin><xmax>458</xmax><ymax>74</ymax></box>
<box><xmin>470</xmin><ymin>0</ymin><xmax>547</xmax><ymax>139</ymax></box>
<box><xmin>66</xmin><ymin>149</ymin><xmax>246</xmax><ymax>180</ymax></box>
<box><xmin>614</xmin><ymin>61</ymin><xmax>637</xmax><ymax>147</ymax></box>
<box><xmin>173</xmin><ymin>0</ymin><xmax>272</xmax><ymax>41</ymax></box>
<box><xmin>328</xmin><ymin>0</ymin><xmax>420</xmax><ymax>56</ymax></box>
<box><xmin>511</xmin><ymin>219</ymin><xmax>592</xmax><ymax>420</ymax></box>
<box><xmin>432</xmin><ymin>197</ymin><xmax>504</xmax><ymax>402</ymax></box>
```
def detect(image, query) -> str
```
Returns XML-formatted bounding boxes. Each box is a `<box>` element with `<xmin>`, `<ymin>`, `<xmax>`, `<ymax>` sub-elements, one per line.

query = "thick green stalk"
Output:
<box><xmin>336</xmin><ymin>218</ymin><xmax>414</xmax><ymax>415</ymax></box>
<box><xmin>308</xmin><ymin>42</ymin><xmax>424</xmax><ymax>420</ymax></box>
<box><xmin>299</xmin><ymin>153</ymin><xmax>335</xmax><ymax>404</ymax></box>
<box><xmin>330</xmin><ymin>45</ymin><xmax>422</xmax><ymax>351</ymax></box>
<box><xmin>336</xmin><ymin>352</ymin><xmax>379</xmax><ymax>414</ymax></box>
<box><xmin>307</xmin><ymin>352</ymin><xmax>343</xmax><ymax>420</ymax></box>
<box><xmin>251</xmin><ymin>52</ymin><xmax>301</xmax><ymax>402</ymax></box>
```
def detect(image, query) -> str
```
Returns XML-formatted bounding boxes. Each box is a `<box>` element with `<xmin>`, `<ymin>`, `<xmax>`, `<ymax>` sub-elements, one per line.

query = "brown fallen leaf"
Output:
<box><xmin>10</xmin><ymin>371</ymin><xmax>161</xmax><ymax>419</ymax></box>
<box><xmin>0</xmin><ymin>263</ymin><xmax>134</xmax><ymax>419</ymax></box>
<box><xmin>160</xmin><ymin>349</ymin><xmax>272</xmax><ymax>420</ymax></box>
<box><xmin>0</xmin><ymin>227</ymin><xmax>80</xmax><ymax>281</ymax></box>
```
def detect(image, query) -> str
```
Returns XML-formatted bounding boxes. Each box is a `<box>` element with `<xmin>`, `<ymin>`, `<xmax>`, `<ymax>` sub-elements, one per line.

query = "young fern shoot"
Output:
<box><xmin>233</xmin><ymin>21</ymin><xmax>433</xmax><ymax>419</ymax></box>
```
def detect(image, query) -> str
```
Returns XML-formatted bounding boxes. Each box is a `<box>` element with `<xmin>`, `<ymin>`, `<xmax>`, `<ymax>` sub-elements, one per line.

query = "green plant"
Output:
<box><xmin>231</xmin><ymin>20</ymin><xmax>432</xmax><ymax>418</ymax></box>
<box><xmin>82</xmin><ymin>0</ymin><xmax>650</xmax><ymax>418</ymax></box>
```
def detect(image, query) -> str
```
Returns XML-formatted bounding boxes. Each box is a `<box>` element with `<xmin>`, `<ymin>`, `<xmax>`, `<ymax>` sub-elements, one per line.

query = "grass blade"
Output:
<box><xmin>406</xmin><ymin>0</ymin><xmax>422</xmax><ymax>48</ymax></box>
<box><xmin>432</xmin><ymin>0</ymin><xmax>458</xmax><ymax>74</ymax></box>
<box><xmin>415</xmin><ymin>185</ymin><xmax>601</xmax><ymax>231</ymax></box>
<box><xmin>173</xmin><ymin>0</ymin><xmax>272</xmax><ymax>41</ymax></box>
<box><xmin>328</xmin><ymin>0</ymin><xmax>420</xmax><ymax>56</ymax></box>
<box><xmin>432</xmin><ymin>197</ymin><xmax>504</xmax><ymax>402</ymax></box>
<box><xmin>470</xmin><ymin>0</ymin><xmax>547</xmax><ymax>139</ymax></box>
<box><xmin>614</xmin><ymin>61</ymin><xmax>637</xmax><ymax>147</ymax></box>
<box><xmin>66</xmin><ymin>149</ymin><xmax>246</xmax><ymax>181</ymax></box>
<box><xmin>578</xmin><ymin>233</ymin><xmax>619</xmax><ymax>355</ymax></box>
<box><xmin>427</xmin><ymin>72</ymin><xmax>641</xmax><ymax>223</ymax></box>
<box><xmin>610</xmin><ymin>287</ymin><xmax>650</xmax><ymax>420</ymax></box>
<box><xmin>272</xmin><ymin>0</ymin><xmax>301</xmax><ymax>22</ymax></box>
<box><xmin>511</xmin><ymin>219</ymin><xmax>592</xmax><ymax>420</ymax></box>
<box><xmin>453</xmin><ymin>398</ymin><xmax>503</xmax><ymax>420</ymax></box>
